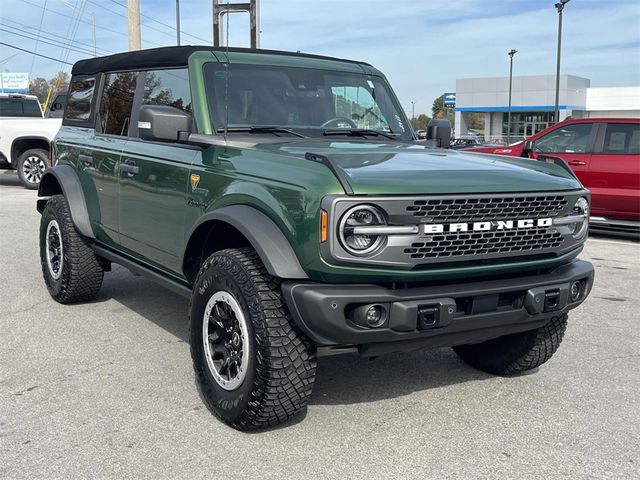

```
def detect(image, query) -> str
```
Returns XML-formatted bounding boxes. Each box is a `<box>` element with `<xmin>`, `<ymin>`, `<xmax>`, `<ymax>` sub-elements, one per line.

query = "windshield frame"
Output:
<box><xmin>202</xmin><ymin>61</ymin><xmax>415</xmax><ymax>141</ymax></box>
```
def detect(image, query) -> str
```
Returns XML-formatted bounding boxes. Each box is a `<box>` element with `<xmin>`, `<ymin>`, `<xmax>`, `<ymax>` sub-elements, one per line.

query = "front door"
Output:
<box><xmin>531</xmin><ymin>122</ymin><xmax>596</xmax><ymax>187</ymax></box>
<box><xmin>118</xmin><ymin>141</ymin><xmax>197</xmax><ymax>273</ymax></box>
<box><xmin>117</xmin><ymin>68</ymin><xmax>196</xmax><ymax>274</ymax></box>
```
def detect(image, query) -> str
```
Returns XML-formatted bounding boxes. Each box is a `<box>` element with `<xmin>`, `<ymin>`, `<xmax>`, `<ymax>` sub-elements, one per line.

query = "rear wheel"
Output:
<box><xmin>39</xmin><ymin>195</ymin><xmax>104</xmax><ymax>303</ymax></box>
<box><xmin>190</xmin><ymin>248</ymin><xmax>316</xmax><ymax>431</ymax></box>
<box><xmin>17</xmin><ymin>148</ymin><xmax>47</xmax><ymax>189</ymax></box>
<box><xmin>453</xmin><ymin>314</ymin><xmax>568</xmax><ymax>375</ymax></box>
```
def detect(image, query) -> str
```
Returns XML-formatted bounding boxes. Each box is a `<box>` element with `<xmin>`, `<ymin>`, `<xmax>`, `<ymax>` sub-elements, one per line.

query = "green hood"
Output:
<box><xmin>257</xmin><ymin>140</ymin><xmax>583</xmax><ymax>195</ymax></box>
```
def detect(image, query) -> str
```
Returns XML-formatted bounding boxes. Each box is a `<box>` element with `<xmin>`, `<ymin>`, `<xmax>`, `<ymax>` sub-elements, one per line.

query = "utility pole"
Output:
<box><xmin>410</xmin><ymin>101</ymin><xmax>416</xmax><ymax>122</ymax></box>
<box><xmin>92</xmin><ymin>14</ymin><xmax>97</xmax><ymax>56</ymax></box>
<box><xmin>128</xmin><ymin>0</ymin><xmax>141</xmax><ymax>51</ymax></box>
<box><xmin>507</xmin><ymin>48</ymin><xmax>517</xmax><ymax>144</ymax></box>
<box><xmin>554</xmin><ymin>0</ymin><xmax>570</xmax><ymax>124</ymax></box>
<box><xmin>213</xmin><ymin>0</ymin><xmax>260</xmax><ymax>48</ymax></box>
<box><xmin>176</xmin><ymin>0</ymin><xmax>181</xmax><ymax>45</ymax></box>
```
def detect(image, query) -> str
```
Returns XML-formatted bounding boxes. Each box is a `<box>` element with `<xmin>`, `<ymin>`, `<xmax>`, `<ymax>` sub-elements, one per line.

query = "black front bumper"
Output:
<box><xmin>282</xmin><ymin>259</ymin><xmax>594</xmax><ymax>356</ymax></box>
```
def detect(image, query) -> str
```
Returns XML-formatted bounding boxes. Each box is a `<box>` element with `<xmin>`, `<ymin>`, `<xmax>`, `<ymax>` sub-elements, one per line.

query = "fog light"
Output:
<box><xmin>365</xmin><ymin>305</ymin><xmax>385</xmax><ymax>327</ymax></box>
<box><xmin>570</xmin><ymin>281</ymin><xmax>582</xmax><ymax>301</ymax></box>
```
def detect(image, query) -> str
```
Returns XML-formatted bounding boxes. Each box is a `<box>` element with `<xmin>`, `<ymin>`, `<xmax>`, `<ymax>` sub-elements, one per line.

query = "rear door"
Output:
<box><xmin>84</xmin><ymin>71</ymin><xmax>139</xmax><ymax>247</ymax></box>
<box><xmin>531</xmin><ymin>122</ymin><xmax>597</xmax><ymax>186</ymax></box>
<box><xmin>588</xmin><ymin>121</ymin><xmax>640</xmax><ymax>220</ymax></box>
<box><xmin>117</xmin><ymin>68</ymin><xmax>196</xmax><ymax>274</ymax></box>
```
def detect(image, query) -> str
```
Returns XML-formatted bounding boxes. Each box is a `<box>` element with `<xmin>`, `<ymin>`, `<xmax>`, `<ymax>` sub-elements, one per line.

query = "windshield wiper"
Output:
<box><xmin>220</xmin><ymin>126</ymin><xmax>307</xmax><ymax>138</ymax></box>
<box><xmin>322</xmin><ymin>128</ymin><xmax>398</xmax><ymax>140</ymax></box>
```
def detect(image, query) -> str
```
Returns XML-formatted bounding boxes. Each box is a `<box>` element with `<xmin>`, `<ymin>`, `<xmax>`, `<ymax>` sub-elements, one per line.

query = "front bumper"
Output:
<box><xmin>282</xmin><ymin>259</ymin><xmax>594</xmax><ymax>356</ymax></box>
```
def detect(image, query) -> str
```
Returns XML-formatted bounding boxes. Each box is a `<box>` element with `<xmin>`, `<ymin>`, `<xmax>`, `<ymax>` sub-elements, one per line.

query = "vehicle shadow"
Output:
<box><xmin>0</xmin><ymin>171</ymin><xmax>23</xmax><ymax>187</ymax></box>
<box><xmin>99</xmin><ymin>265</ymin><xmax>190</xmax><ymax>342</ymax></box>
<box><xmin>310</xmin><ymin>350</ymin><xmax>491</xmax><ymax>406</ymax></box>
<box><xmin>99</xmin><ymin>266</ymin><xmax>492</xmax><ymax>406</ymax></box>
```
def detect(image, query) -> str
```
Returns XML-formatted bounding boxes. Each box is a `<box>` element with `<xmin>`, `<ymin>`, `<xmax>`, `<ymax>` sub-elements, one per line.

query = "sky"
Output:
<box><xmin>1</xmin><ymin>0</ymin><xmax>639</xmax><ymax>116</ymax></box>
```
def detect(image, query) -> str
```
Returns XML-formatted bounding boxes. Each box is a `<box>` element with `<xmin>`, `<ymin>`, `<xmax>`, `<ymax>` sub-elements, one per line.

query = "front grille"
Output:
<box><xmin>404</xmin><ymin>227</ymin><xmax>564</xmax><ymax>260</ymax></box>
<box><xmin>406</xmin><ymin>195</ymin><xmax>568</xmax><ymax>222</ymax></box>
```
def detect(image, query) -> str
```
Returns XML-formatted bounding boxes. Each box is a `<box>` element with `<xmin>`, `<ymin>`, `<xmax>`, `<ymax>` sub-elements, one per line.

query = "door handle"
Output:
<box><xmin>567</xmin><ymin>160</ymin><xmax>586</xmax><ymax>166</ymax></box>
<box><xmin>78</xmin><ymin>154</ymin><xmax>94</xmax><ymax>166</ymax></box>
<box><xmin>120</xmin><ymin>163</ymin><xmax>140</xmax><ymax>176</ymax></box>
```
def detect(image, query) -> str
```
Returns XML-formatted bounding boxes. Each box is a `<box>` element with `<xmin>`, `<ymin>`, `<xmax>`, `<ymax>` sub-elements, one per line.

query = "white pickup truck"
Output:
<box><xmin>0</xmin><ymin>94</ymin><xmax>62</xmax><ymax>189</ymax></box>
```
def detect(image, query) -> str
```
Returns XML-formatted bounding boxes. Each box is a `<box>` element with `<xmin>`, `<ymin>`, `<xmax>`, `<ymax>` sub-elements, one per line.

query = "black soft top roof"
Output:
<box><xmin>71</xmin><ymin>46</ymin><xmax>370</xmax><ymax>76</ymax></box>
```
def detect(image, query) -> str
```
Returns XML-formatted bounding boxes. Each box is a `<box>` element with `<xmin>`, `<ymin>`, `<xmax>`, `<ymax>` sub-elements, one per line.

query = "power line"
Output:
<box><xmin>28</xmin><ymin>0</ymin><xmax>48</xmax><ymax>77</ymax></box>
<box><xmin>108</xmin><ymin>0</ymin><xmax>210</xmax><ymax>44</ymax></box>
<box><xmin>0</xmin><ymin>41</ymin><xmax>72</xmax><ymax>65</ymax></box>
<box><xmin>1</xmin><ymin>19</ymin><xmax>114</xmax><ymax>56</ymax></box>
<box><xmin>0</xmin><ymin>26</ymin><xmax>104</xmax><ymax>58</ymax></box>
<box><xmin>18</xmin><ymin>0</ymin><xmax>164</xmax><ymax>48</ymax></box>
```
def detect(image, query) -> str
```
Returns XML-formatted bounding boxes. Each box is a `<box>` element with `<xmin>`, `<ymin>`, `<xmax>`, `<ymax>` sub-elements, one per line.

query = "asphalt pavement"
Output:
<box><xmin>1</xmin><ymin>170</ymin><xmax>638</xmax><ymax>479</ymax></box>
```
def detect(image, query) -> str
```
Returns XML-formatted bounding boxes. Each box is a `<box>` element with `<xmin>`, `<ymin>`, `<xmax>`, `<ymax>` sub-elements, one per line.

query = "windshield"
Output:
<box><xmin>203</xmin><ymin>62</ymin><xmax>412</xmax><ymax>140</ymax></box>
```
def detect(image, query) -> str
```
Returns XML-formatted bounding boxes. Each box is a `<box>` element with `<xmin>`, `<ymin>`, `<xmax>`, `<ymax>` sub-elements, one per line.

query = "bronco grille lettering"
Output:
<box><xmin>423</xmin><ymin>218</ymin><xmax>552</xmax><ymax>234</ymax></box>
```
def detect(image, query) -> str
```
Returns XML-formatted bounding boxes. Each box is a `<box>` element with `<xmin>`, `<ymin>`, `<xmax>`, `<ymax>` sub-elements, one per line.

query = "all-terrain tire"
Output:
<box><xmin>453</xmin><ymin>314</ymin><xmax>568</xmax><ymax>375</ymax></box>
<box><xmin>17</xmin><ymin>148</ymin><xmax>48</xmax><ymax>189</ymax></box>
<box><xmin>39</xmin><ymin>194</ymin><xmax>104</xmax><ymax>303</ymax></box>
<box><xmin>190</xmin><ymin>248</ymin><xmax>317</xmax><ymax>431</ymax></box>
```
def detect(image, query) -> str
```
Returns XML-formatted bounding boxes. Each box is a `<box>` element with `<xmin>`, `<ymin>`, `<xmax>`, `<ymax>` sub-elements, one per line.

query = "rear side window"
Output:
<box><xmin>0</xmin><ymin>98</ymin><xmax>42</xmax><ymax>117</ymax></box>
<box><xmin>602</xmin><ymin>123</ymin><xmax>640</xmax><ymax>154</ymax></box>
<box><xmin>142</xmin><ymin>69</ymin><xmax>192</xmax><ymax>113</ymax></box>
<box><xmin>535</xmin><ymin>123</ymin><xmax>593</xmax><ymax>153</ymax></box>
<box><xmin>65</xmin><ymin>78</ymin><xmax>95</xmax><ymax>121</ymax></box>
<box><xmin>99</xmin><ymin>72</ymin><xmax>138</xmax><ymax>136</ymax></box>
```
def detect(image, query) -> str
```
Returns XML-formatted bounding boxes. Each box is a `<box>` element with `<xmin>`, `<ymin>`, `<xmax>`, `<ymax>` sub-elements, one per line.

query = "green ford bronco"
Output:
<box><xmin>37</xmin><ymin>46</ymin><xmax>594</xmax><ymax>430</ymax></box>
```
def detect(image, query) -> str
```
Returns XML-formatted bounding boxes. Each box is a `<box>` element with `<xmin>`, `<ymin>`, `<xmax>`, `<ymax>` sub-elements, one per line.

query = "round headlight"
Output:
<box><xmin>572</xmin><ymin>197</ymin><xmax>589</xmax><ymax>238</ymax></box>
<box><xmin>339</xmin><ymin>205</ymin><xmax>386</xmax><ymax>256</ymax></box>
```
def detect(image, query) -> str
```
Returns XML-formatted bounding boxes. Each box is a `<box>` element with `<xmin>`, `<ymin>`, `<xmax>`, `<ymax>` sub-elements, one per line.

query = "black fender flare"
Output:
<box><xmin>187</xmin><ymin>205</ymin><xmax>308</xmax><ymax>280</ymax></box>
<box><xmin>37</xmin><ymin>165</ymin><xmax>94</xmax><ymax>239</ymax></box>
<box><xmin>10</xmin><ymin>135</ymin><xmax>51</xmax><ymax>163</ymax></box>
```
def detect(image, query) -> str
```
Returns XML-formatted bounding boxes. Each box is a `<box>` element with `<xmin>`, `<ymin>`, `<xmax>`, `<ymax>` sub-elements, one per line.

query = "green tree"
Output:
<box><xmin>432</xmin><ymin>95</ymin><xmax>454</xmax><ymax>124</ymax></box>
<box><xmin>29</xmin><ymin>77</ymin><xmax>50</xmax><ymax>104</ymax></box>
<box><xmin>49</xmin><ymin>71</ymin><xmax>70</xmax><ymax>93</ymax></box>
<box><xmin>411</xmin><ymin>113</ymin><xmax>431</xmax><ymax>131</ymax></box>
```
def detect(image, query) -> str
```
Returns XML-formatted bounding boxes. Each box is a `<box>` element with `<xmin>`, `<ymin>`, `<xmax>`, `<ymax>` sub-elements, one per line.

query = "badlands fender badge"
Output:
<box><xmin>190</xmin><ymin>173</ymin><xmax>200</xmax><ymax>190</ymax></box>
<box><xmin>424</xmin><ymin>218</ymin><xmax>553</xmax><ymax>234</ymax></box>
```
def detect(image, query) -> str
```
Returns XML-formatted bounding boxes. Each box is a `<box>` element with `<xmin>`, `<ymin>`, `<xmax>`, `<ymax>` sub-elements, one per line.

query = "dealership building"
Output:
<box><xmin>454</xmin><ymin>74</ymin><xmax>640</xmax><ymax>141</ymax></box>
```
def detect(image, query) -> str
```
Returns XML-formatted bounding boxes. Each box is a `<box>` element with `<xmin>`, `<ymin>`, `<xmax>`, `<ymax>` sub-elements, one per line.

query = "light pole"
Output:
<box><xmin>176</xmin><ymin>0</ymin><xmax>181</xmax><ymax>45</ymax></box>
<box><xmin>411</xmin><ymin>101</ymin><xmax>416</xmax><ymax>121</ymax></box>
<box><xmin>507</xmin><ymin>48</ymin><xmax>517</xmax><ymax>144</ymax></box>
<box><xmin>554</xmin><ymin>0</ymin><xmax>570</xmax><ymax>123</ymax></box>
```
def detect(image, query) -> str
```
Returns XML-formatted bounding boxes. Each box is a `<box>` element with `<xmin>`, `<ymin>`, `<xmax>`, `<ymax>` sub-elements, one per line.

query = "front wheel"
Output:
<box><xmin>453</xmin><ymin>314</ymin><xmax>568</xmax><ymax>375</ymax></box>
<box><xmin>190</xmin><ymin>248</ymin><xmax>317</xmax><ymax>431</ymax></box>
<box><xmin>17</xmin><ymin>148</ymin><xmax>48</xmax><ymax>189</ymax></box>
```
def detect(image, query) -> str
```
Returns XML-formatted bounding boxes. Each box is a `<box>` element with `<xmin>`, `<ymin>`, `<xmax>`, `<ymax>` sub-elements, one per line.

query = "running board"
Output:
<box><xmin>92</xmin><ymin>245</ymin><xmax>192</xmax><ymax>298</ymax></box>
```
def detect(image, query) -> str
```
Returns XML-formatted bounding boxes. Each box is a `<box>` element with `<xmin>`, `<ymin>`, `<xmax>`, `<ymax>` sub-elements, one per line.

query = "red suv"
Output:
<box><xmin>466</xmin><ymin>118</ymin><xmax>640</xmax><ymax>233</ymax></box>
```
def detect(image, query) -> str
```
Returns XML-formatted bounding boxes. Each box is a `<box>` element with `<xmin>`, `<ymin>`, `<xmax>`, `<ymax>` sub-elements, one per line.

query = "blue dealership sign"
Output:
<box><xmin>443</xmin><ymin>92</ymin><xmax>456</xmax><ymax>107</ymax></box>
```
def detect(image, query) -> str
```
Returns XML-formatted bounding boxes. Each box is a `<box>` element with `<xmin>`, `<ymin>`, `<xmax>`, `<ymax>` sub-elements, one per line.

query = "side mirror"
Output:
<box><xmin>523</xmin><ymin>140</ymin><xmax>533</xmax><ymax>153</ymax></box>
<box><xmin>52</xmin><ymin>102</ymin><xmax>63</xmax><ymax>110</ymax></box>
<box><xmin>138</xmin><ymin>104</ymin><xmax>192</xmax><ymax>143</ymax></box>
<box><xmin>426</xmin><ymin>118</ymin><xmax>452</xmax><ymax>148</ymax></box>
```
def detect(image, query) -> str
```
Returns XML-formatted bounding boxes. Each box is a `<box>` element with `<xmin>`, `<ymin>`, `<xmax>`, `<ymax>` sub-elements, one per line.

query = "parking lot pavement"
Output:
<box><xmin>1</xmin><ymin>170</ymin><xmax>638</xmax><ymax>480</ymax></box>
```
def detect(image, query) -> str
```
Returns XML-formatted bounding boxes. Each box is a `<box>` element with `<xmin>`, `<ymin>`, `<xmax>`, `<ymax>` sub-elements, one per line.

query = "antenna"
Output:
<box><xmin>223</xmin><ymin>0</ymin><xmax>230</xmax><ymax>141</ymax></box>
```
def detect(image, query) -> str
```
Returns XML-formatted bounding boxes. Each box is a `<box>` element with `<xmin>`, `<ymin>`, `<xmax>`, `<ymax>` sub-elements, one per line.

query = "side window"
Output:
<box><xmin>65</xmin><ymin>78</ymin><xmax>95</xmax><ymax>121</ymax></box>
<box><xmin>99</xmin><ymin>72</ymin><xmax>138</xmax><ymax>136</ymax></box>
<box><xmin>535</xmin><ymin>123</ymin><xmax>593</xmax><ymax>153</ymax></box>
<box><xmin>602</xmin><ymin>123</ymin><xmax>640</xmax><ymax>154</ymax></box>
<box><xmin>142</xmin><ymin>69</ymin><xmax>192</xmax><ymax>113</ymax></box>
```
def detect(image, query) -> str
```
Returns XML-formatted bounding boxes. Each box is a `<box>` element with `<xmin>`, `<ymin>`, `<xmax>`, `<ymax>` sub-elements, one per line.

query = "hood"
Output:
<box><xmin>254</xmin><ymin>139</ymin><xmax>582</xmax><ymax>195</ymax></box>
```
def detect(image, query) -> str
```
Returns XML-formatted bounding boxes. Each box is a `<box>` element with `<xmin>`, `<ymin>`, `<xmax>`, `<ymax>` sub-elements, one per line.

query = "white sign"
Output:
<box><xmin>0</xmin><ymin>72</ymin><xmax>29</xmax><ymax>93</ymax></box>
